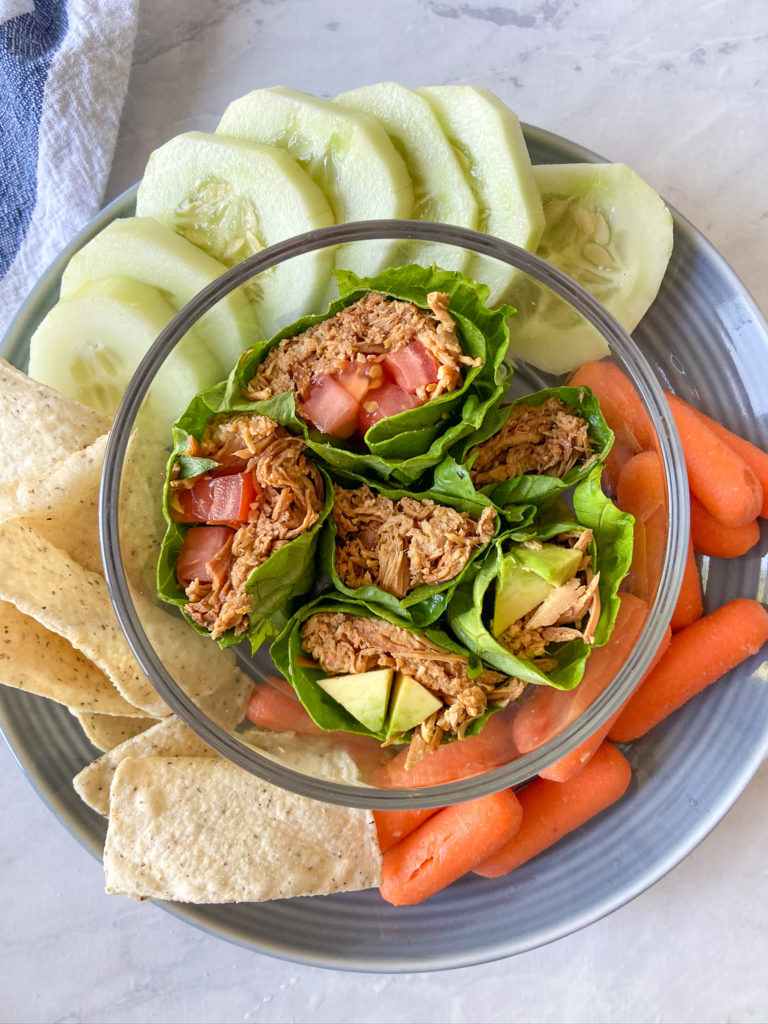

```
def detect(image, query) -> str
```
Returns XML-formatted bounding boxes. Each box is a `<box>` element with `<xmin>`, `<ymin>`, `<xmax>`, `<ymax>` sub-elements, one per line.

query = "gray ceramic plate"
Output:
<box><xmin>2</xmin><ymin>124</ymin><xmax>768</xmax><ymax>972</ymax></box>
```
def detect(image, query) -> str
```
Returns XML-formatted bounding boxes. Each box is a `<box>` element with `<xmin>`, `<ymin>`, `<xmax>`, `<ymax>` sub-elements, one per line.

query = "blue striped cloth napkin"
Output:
<box><xmin>0</xmin><ymin>0</ymin><xmax>138</xmax><ymax>339</ymax></box>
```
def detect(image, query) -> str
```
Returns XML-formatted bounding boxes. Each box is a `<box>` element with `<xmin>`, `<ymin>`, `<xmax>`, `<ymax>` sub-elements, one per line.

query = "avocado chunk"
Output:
<box><xmin>385</xmin><ymin>672</ymin><xmax>442</xmax><ymax>740</ymax></box>
<box><xmin>492</xmin><ymin>555</ymin><xmax>554</xmax><ymax>637</ymax></box>
<box><xmin>317</xmin><ymin>668</ymin><xmax>393</xmax><ymax>733</ymax></box>
<box><xmin>514</xmin><ymin>542</ymin><xmax>583</xmax><ymax>587</ymax></box>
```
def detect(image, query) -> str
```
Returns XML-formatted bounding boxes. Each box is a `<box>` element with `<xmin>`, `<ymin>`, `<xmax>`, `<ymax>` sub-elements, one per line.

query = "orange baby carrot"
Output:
<box><xmin>245</xmin><ymin>683</ymin><xmax>325</xmax><ymax>736</ymax></box>
<box><xmin>670</xmin><ymin>537</ymin><xmax>703</xmax><ymax>632</ymax></box>
<box><xmin>616</xmin><ymin>451</ymin><xmax>667</xmax><ymax>603</ymax></box>
<box><xmin>609</xmin><ymin>598</ymin><xmax>768</xmax><ymax>742</ymax></box>
<box><xmin>512</xmin><ymin>593</ymin><xmax>648</xmax><ymax>754</ymax></box>
<box><xmin>373</xmin><ymin>807</ymin><xmax>442</xmax><ymax>853</ymax></box>
<box><xmin>539</xmin><ymin>623</ymin><xmax>671</xmax><ymax>783</ymax></box>
<box><xmin>474</xmin><ymin>742</ymin><xmax>631</xmax><ymax>878</ymax></box>
<box><xmin>689</xmin><ymin>493</ymin><xmax>760</xmax><ymax>558</ymax></box>
<box><xmin>666</xmin><ymin>393</ymin><xmax>761</xmax><ymax>528</ymax></box>
<box><xmin>670</xmin><ymin>397</ymin><xmax>768</xmax><ymax>519</ymax></box>
<box><xmin>380</xmin><ymin>789</ymin><xmax>523</xmax><ymax>905</ymax></box>
<box><xmin>381</xmin><ymin>707</ymin><xmax>518</xmax><ymax>789</ymax></box>
<box><xmin>570</xmin><ymin>361</ymin><xmax>655</xmax><ymax>450</ymax></box>
<box><xmin>602</xmin><ymin>425</ymin><xmax>642</xmax><ymax>497</ymax></box>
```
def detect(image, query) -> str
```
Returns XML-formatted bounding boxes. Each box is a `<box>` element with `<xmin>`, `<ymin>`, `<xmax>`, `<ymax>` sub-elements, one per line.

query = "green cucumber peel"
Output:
<box><xmin>450</xmin><ymin>384</ymin><xmax>614</xmax><ymax>508</ymax></box>
<box><xmin>446</xmin><ymin>465</ymin><xmax>633</xmax><ymax>690</ymax></box>
<box><xmin>270</xmin><ymin>594</ymin><xmax>488</xmax><ymax>740</ymax></box>
<box><xmin>319</xmin><ymin>472</ymin><xmax>504</xmax><ymax>627</ymax></box>
<box><xmin>156</xmin><ymin>402</ymin><xmax>333</xmax><ymax>652</ymax></box>
<box><xmin>228</xmin><ymin>263</ymin><xmax>513</xmax><ymax>485</ymax></box>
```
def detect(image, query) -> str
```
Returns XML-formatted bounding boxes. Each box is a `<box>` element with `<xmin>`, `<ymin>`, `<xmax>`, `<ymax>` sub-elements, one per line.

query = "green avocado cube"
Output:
<box><xmin>385</xmin><ymin>672</ymin><xmax>442</xmax><ymax>740</ymax></box>
<box><xmin>492</xmin><ymin>555</ymin><xmax>554</xmax><ymax>637</ymax></box>
<box><xmin>514</xmin><ymin>542</ymin><xmax>583</xmax><ymax>587</ymax></box>
<box><xmin>317</xmin><ymin>668</ymin><xmax>394</xmax><ymax>733</ymax></box>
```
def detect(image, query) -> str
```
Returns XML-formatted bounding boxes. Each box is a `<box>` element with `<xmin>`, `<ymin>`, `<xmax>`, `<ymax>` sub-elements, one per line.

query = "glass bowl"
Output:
<box><xmin>99</xmin><ymin>219</ymin><xmax>688</xmax><ymax>809</ymax></box>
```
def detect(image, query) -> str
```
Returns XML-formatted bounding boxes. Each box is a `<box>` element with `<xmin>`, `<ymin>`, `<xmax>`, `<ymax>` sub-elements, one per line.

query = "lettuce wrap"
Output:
<box><xmin>219</xmin><ymin>264</ymin><xmax>513</xmax><ymax>485</ymax></box>
<box><xmin>157</xmin><ymin>407</ymin><xmax>333</xmax><ymax>651</ymax></box>
<box><xmin>447</xmin><ymin>385</ymin><xmax>613</xmax><ymax>511</ymax></box>
<box><xmin>447</xmin><ymin>466</ymin><xmax>634</xmax><ymax>691</ymax></box>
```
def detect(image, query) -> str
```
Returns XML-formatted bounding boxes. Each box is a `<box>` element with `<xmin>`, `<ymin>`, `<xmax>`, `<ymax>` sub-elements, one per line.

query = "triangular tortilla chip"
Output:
<box><xmin>0</xmin><ymin>601</ymin><xmax>145</xmax><ymax>716</ymax></box>
<box><xmin>0</xmin><ymin>434</ymin><xmax>106</xmax><ymax>573</ymax></box>
<box><xmin>73</xmin><ymin>710</ymin><xmax>159</xmax><ymax>753</ymax></box>
<box><xmin>73</xmin><ymin>715</ymin><xmax>216</xmax><ymax>815</ymax></box>
<box><xmin>0</xmin><ymin>520</ymin><xmax>170</xmax><ymax>717</ymax></box>
<box><xmin>0</xmin><ymin>359</ymin><xmax>110</xmax><ymax>488</ymax></box>
<box><xmin>104</xmin><ymin>756</ymin><xmax>382</xmax><ymax>902</ymax></box>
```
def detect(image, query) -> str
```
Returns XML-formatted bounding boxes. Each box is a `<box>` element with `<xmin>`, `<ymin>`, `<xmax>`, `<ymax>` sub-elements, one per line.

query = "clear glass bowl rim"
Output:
<box><xmin>99</xmin><ymin>218</ymin><xmax>689</xmax><ymax>809</ymax></box>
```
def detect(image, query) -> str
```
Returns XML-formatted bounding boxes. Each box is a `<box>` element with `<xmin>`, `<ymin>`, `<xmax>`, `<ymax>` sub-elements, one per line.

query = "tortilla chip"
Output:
<box><xmin>0</xmin><ymin>434</ymin><xmax>106</xmax><ymax>573</ymax></box>
<box><xmin>0</xmin><ymin>600</ymin><xmax>146</xmax><ymax>716</ymax></box>
<box><xmin>73</xmin><ymin>711</ymin><xmax>159</xmax><ymax>752</ymax></box>
<box><xmin>104</xmin><ymin>756</ymin><xmax>382</xmax><ymax>902</ymax></box>
<box><xmin>0</xmin><ymin>520</ymin><xmax>170</xmax><ymax>717</ymax></box>
<box><xmin>0</xmin><ymin>359</ymin><xmax>110</xmax><ymax>488</ymax></box>
<box><xmin>73</xmin><ymin>715</ymin><xmax>217</xmax><ymax>815</ymax></box>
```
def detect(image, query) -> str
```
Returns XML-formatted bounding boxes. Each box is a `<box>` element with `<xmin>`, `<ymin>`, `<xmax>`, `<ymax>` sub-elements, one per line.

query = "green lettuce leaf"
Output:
<box><xmin>227</xmin><ymin>264</ymin><xmax>513</xmax><ymax>485</ymax></box>
<box><xmin>450</xmin><ymin>385</ymin><xmax>614</xmax><ymax>509</ymax></box>
<box><xmin>270</xmin><ymin>595</ymin><xmax>486</xmax><ymax>740</ymax></box>
<box><xmin>156</xmin><ymin>404</ymin><xmax>333</xmax><ymax>651</ymax></box>
<box><xmin>446</xmin><ymin>466</ymin><xmax>633</xmax><ymax>690</ymax></box>
<box><xmin>319</xmin><ymin>474</ymin><xmax>502</xmax><ymax>627</ymax></box>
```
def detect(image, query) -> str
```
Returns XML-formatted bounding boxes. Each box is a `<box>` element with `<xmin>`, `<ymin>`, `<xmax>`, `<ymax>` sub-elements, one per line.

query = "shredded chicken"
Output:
<box><xmin>243</xmin><ymin>291</ymin><xmax>480</xmax><ymax>408</ymax></box>
<box><xmin>497</xmin><ymin>529</ymin><xmax>602</xmax><ymax>662</ymax></box>
<box><xmin>300</xmin><ymin>611</ymin><xmax>523</xmax><ymax>766</ymax></box>
<box><xmin>177</xmin><ymin>415</ymin><xmax>324</xmax><ymax>639</ymax></box>
<box><xmin>469</xmin><ymin>395</ymin><xmax>595</xmax><ymax>486</ymax></box>
<box><xmin>332</xmin><ymin>485</ymin><xmax>496</xmax><ymax>598</ymax></box>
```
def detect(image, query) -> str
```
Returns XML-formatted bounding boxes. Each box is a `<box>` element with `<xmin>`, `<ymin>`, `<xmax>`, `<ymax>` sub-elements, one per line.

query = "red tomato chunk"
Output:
<box><xmin>177</xmin><ymin>526</ymin><xmax>234</xmax><ymax>584</ymax></box>
<box><xmin>358</xmin><ymin>380</ymin><xmax>420</xmax><ymax>434</ymax></box>
<box><xmin>382</xmin><ymin>341</ymin><xmax>439</xmax><ymax>395</ymax></box>
<box><xmin>172</xmin><ymin>472</ymin><xmax>256</xmax><ymax>524</ymax></box>
<box><xmin>302</xmin><ymin>374</ymin><xmax>359</xmax><ymax>439</ymax></box>
<box><xmin>336</xmin><ymin>361</ymin><xmax>376</xmax><ymax>403</ymax></box>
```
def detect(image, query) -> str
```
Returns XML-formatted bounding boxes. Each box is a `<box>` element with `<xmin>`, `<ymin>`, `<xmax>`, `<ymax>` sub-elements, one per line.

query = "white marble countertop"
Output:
<box><xmin>3</xmin><ymin>2</ymin><xmax>768</xmax><ymax>1021</ymax></box>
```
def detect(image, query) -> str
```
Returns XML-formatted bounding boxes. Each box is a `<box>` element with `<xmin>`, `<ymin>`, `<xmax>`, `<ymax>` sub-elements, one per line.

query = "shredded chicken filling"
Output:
<box><xmin>498</xmin><ymin>529</ymin><xmax>601</xmax><ymax>667</ymax></box>
<box><xmin>470</xmin><ymin>395</ymin><xmax>595</xmax><ymax>486</ymax></box>
<box><xmin>243</xmin><ymin>290</ymin><xmax>480</xmax><ymax>408</ymax></box>
<box><xmin>332</xmin><ymin>485</ymin><xmax>496</xmax><ymax>599</ymax></box>
<box><xmin>174</xmin><ymin>414</ymin><xmax>323</xmax><ymax>640</ymax></box>
<box><xmin>300</xmin><ymin>612</ymin><xmax>525</xmax><ymax>767</ymax></box>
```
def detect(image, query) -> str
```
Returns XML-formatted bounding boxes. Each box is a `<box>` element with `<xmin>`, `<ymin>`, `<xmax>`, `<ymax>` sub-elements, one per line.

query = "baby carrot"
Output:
<box><xmin>609</xmin><ymin>598</ymin><xmax>768</xmax><ymax>742</ymax></box>
<box><xmin>538</xmin><ymin>624</ymin><xmax>671</xmax><ymax>783</ymax></box>
<box><xmin>602</xmin><ymin>426</ymin><xmax>642</xmax><ymax>497</ymax></box>
<box><xmin>666</xmin><ymin>393</ymin><xmax>761</xmax><ymax>528</ymax></box>
<box><xmin>512</xmin><ymin>593</ymin><xmax>648</xmax><ymax>754</ymax></box>
<box><xmin>670</xmin><ymin>537</ymin><xmax>703</xmax><ymax>633</ymax></box>
<box><xmin>616</xmin><ymin>451</ymin><xmax>667</xmax><ymax>603</ymax></box>
<box><xmin>570</xmin><ymin>361</ymin><xmax>655</xmax><ymax>450</ymax></box>
<box><xmin>380</xmin><ymin>789</ymin><xmax>523</xmax><ymax>905</ymax></box>
<box><xmin>245</xmin><ymin>683</ymin><xmax>324</xmax><ymax>736</ymax></box>
<box><xmin>671</xmin><ymin>397</ymin><xmax>768</xmax><ymax>519</ymax></box>
<box><xmin>690</xmin><ymin>493</ymin><xmax>760</xmax><ymax>558</ymax></box>
<box><xmin>474</xmin><ymin>742</ymin><xmax>631</xmax><ymax>878</ymax></box>
<box><xmin>373</xmin><ymin>808</ymin><xmax>442</xmax><ymax>853</ymax></box>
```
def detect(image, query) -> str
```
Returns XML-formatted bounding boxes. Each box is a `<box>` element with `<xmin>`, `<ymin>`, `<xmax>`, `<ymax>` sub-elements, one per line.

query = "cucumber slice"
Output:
<box><xmin>217</xmin><ymin>86</ymin><xmax>413</xmax><ymax>278</ymax></box>
<box><xmin>136</xmin><ymin>131</ymin><xmax>335</xmax><ymax>335</ymax></box>
<box><xmin>507</xmin><ymin>163</ymin><xmax>673</xmax><ymax>375</ymax></box>
<box><xmin>415</xmin><ymin>86</ymin><xmax>544</xmax><ymax>303</ymax></box>
<box><xmin>61</xmin><ymin>217</ymin><xmax>256</xmax><ymax>369</ymax></box>
<box><xmin>28</xmin><ymin>277</ymin><xmax>223</xmax><ymax>423</ymax></box>
<box><xmin>334</xmin><ymin>83</ymin><xmax>478</xmax><ymax>272</ymax></box>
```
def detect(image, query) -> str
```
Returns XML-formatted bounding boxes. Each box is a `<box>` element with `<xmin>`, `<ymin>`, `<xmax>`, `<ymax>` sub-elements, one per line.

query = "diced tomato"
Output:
<box><xmin>336</xmin><ymin>360</ymin><xmax>374</xmax><ymax>404</ymax></box>
<box><xmin>177</xmin><ymin>526</ymin><xmax>234</xmax><ymax>584</ymax></box>
<box><xmin>302</xmin><ymin>374</ymin><xmax>359</xmax><ymax>439</ymax></box>
<box><xmin>357</xmin><ymin>380</ymin><xmax>421</xmax><ymax>434</ymax></box>
<box><xmin>382</xmin><ymin>341</ymin><xmax>439</xmax><ymax>395</ymax></box>
<box><xmin>172</xmin><ymin>472</ymin><xmax>257</xmax><ymax>525</ymax></box>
